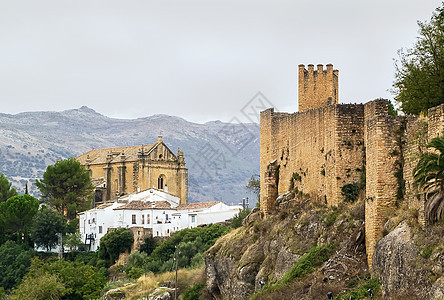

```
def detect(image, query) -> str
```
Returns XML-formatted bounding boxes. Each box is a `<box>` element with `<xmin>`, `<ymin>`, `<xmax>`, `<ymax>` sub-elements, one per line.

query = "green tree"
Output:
<box><xmin>0</xmin><ymin>195</ymin><xmax>39</xmax><ymax>242</ymax></box>
<box><xmin>246</xmin><ymin>175</ymin><xmax>260</xmax><ymax>206</ymax></box>
<box><xmin>144</xmin><ymin>224</ymin><xmax>229</xmax><ymax>273</ymax></box>
<box><xmin>413</xmin><ymin>136</ymin><xmax>444</xmax><ymax>223</ymax></box>
<box><xmin>0</xmin><ymin>241</ymin><xmax>35</xmax><ymax>291</ymax></box>
<box><xmin>230</xmin><ymin>208</ymin><xmax>251</xmax><ymax>229</ymax></box>
<box><xmin>393</xmin><ymin>3</ymin><xmax>444</xmax><ymax>114</ymax></box>
<box><xmin>182</xmin><ymin>282</ymin><xmax>205</xmax><ymax>300</ymax></box>
<box><xmin>0</xmin><ymin>173</ymin><xmax>17</xmax><ymax>202</ymax></box>
<box><xmin>98</xmin><ymin>228</ymin><xmax>134</xmax><ymax>265</ymax></box>
<box><xmin>140</xmin><ymin>235</ymin><xmax>157</xmax><ymax>255</ymax></box>
<box><xmin>31</xmin><ymin>207</ymin><xmax>66</xmax><ymax>252</ymax></box>
<box><xmin>36</xmin><ymin>158</ymin><xmax>94</xmax><ymax>220</ymax></box>
<box><xmin>63</xmin><ymin>231</ymin><xmax>85</xmax><ymax>252</ymax></box>
<box><xmin>11</xmin><ymin>271</ymin><xmax>66</xmax><ymax>300</ymax></box>
<box><xmin>13</xmin><ymin>257</ymin><xmax>106</xmax><ymax>300</ymax></box>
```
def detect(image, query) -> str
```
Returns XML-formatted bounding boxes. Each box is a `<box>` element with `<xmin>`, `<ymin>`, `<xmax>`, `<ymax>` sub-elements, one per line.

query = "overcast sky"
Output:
<box><xmin>0</xmin><ymin>0</ymin><xmax>441</xmax><ymax>123</ymax></box>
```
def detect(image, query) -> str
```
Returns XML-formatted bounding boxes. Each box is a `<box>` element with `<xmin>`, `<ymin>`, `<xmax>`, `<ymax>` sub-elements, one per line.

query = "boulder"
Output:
<box><xmin>102</xmin><ymin>288</ymin><xmax>126</xmax><ymax>300</ymax></box>
<box><xmin>373</xmin><ymin>221</ymin><xmax>431</xmax><ymax>298</ymax></box>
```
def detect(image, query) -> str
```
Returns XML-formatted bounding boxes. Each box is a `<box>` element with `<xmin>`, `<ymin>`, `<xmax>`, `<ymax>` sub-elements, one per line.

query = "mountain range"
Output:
<box><xmin>0</xmin><ymin>106</ymin><xmax>259</xmax><ymax>205</ymax></box>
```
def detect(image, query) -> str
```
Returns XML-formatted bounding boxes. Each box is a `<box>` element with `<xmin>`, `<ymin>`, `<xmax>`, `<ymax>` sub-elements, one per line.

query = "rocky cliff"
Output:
<box><xmin>205</xmin><ymin>193</ymin><xmax>370</xmax><ymax>299</ymax></box>
<box><xmin>373</xmin><ymin>218</ymin><xmax>444</xmax><ymax>299</ymax></box>
<box><xmin>205</xmin><ymin>192</ymin><xmax>444</xmax><ymax>299</ymax></box>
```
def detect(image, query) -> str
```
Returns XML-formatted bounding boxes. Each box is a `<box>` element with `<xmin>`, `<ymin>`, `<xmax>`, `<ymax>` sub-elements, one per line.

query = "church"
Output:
<box><xmin>76</xmin><ymin>136</ymin><xmax>188</xmax><ymax>205</ymax></box>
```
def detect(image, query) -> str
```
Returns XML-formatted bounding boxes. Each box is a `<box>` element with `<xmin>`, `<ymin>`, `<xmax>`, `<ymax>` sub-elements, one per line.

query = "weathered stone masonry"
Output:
<box><xmin>260</xmin><ymin>64</ymin><xmax>444</xmax><ymax>270</ymax></box>
<box><xmin>77</xmin><ymin>136</ymin><xmax>188</xmax><ymax>205</ymax></box>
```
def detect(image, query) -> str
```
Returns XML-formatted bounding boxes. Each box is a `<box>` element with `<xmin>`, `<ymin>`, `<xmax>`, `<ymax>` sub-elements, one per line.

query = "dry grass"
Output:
<box><xmin>117</xmin><ymin>266</ymin><xmax>206</xmax><ymax>300</ymax></box>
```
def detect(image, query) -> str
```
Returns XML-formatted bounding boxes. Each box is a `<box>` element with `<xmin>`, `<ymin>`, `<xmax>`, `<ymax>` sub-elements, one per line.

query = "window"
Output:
<box><xmin>132</xmin><ymin>214</ymin><xmax>136</xmax><ymax>224</ymax></box>
<box><xmin>142</xmin><ymin>215</ymin><xmax>145</xmax><ymax>224</ymax></box>
<box><xmin>158</xmin><ymin>174</ymin><xmax>166</xmax><ymax>190</ymax></box>
<box><xmin>191</xmin><ymin>215</ymin><xmax>196</xmax><ymax>223</ymax></box>
<box><xmin>166</xmin><ymin>214</ymin><xmax>169</xmax><ymax>221</ymax></box>
<box><xmin>99</xmin><ymin>226</ymin><xmax>102</xmax><ymax>234</ymax></box>
<box><xmin>147</xmin><ymin>215</ymin><xmax>150</xmax><ymax>224</ymax></box>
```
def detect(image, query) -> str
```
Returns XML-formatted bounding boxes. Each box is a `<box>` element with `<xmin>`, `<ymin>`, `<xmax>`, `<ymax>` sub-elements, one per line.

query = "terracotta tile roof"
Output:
<box><xmin>114</xmin><ymin>200</ymin><xmax>172</xmax><ymax>210</ymax></box>
<box><xmin>77</xmin><ymin>144</ymin><xmax>155</xmax><ymax>165</ymax></box>
<box><xmin>95</xmin><ymin>203</ymin><xmax>114</xmax><ymax>209</ymax></box>
<box><xmin>176</xmin><ymin>201</ymin><xmax>220</xmax><ymax>210</ymax></box>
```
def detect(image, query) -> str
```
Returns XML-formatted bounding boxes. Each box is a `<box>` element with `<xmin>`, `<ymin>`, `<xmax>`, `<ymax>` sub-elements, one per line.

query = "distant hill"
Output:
<box><xmin>0</xmin><ymin>106</ymin><xmax>259</xmax><ymax>204</ymax></box>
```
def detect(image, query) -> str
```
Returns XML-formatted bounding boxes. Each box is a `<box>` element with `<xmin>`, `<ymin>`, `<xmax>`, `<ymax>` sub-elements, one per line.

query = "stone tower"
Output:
<box><xmin>298</xmin><ymin>64</ymin><xmax>339</xmax><ymax>112</ymax></box>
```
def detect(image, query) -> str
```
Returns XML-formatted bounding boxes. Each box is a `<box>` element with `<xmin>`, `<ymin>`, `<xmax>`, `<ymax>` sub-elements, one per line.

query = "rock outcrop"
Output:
<box><xmin>373</xmin><ymin>221</ymin><xmax>444</xmax><ymax>299</ymax></box>
<box><xmin>205</xmin><ymin>197</ymin><xmax>368</xmax><ymax>299</ymax></box>
<box><xmin>102</xmin><ymin>288</ymin><xmax>126</xmax><ymax>300</ymax></box>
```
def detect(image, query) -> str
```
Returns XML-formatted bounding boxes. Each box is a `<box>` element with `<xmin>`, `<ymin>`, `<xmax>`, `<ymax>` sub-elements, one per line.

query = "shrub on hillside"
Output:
<box><xmin>98</xmin><ymin>228</ymin><xmax>134</xmax><ymax>266</ymax></box>
<box><xmin>231</xmin><ymin>208</ymin><xmax>251</xmax><ymax>229</ymax></box>
<box><xmin>182</xmin><ymin>282</ymin><xmax>205</xmax><ymax>300</ymax></box>
<box><xmin>142</xmin><ymin>224</ymin><xmax>229</xmax><ymax>274</ymax></box>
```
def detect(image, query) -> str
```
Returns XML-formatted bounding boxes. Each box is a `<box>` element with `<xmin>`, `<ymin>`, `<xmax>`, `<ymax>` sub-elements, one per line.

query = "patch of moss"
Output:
<box><xmin>336</xmin><ymin>277</ymin><xmax>380</xmax><ymax>300</ymax></box>
<box><xmin>249</xmin><ymin>244</ymin><xmax>335</xmax><ymax>299</ymax></box>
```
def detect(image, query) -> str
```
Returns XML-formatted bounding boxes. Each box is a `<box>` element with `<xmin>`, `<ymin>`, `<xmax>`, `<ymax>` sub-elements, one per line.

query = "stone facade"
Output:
<box><xmin>298</xmin><ymin>64</ymin><xmax>338</xmax><ymax>112</ymax></box>
<box><xmin>260</xmin><ymin>64</ymin><xmax>444</xmax><ymax>270</ymax></box>
<box><xmin>77</xmin><ymin>136</ymin><xmax>188</xmax><ymax>205</ymax></box>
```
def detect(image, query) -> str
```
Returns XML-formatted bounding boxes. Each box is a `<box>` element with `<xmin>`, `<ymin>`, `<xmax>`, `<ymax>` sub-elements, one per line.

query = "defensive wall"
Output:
<box><xmin>260</xmin><ymin>63</ymin><xmax>444</xmax><ymax>270</ymax></box>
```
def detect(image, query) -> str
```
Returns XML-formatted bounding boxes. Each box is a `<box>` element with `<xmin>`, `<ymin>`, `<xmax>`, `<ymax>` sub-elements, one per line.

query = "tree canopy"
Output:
<box><xmin>0</xmin><ymin>241</ymin><xmax>35</xmax><ymax>292</ymax></box>
<box><xmin>98</xmin><ymin>228</ymin><xmax>134</xmax><ymax>266</ymax></box>
<box><xmin>393</xmin><ymin>3</ymin><xmax>444</xmax><ymax>114</ymax></box>
<box><xmin>246</xmin><ymin>175</ymin><xmax>260</xmax><ymax>206</ymax></box>
<box><xmin>11</xmin><ymin>257</ymin><xmax>106</xmax><ymax>300</ymax></box>
<box><xmin>35</xmin><ymin>157</ymin><xmax>94</xmax><ymax>220</ymax></box>
<box><xmin>0</xmin><ymin>195</ymin><xmax>39</xmax><ymax>243</ymax></box>
<box><xmin>31</xmin><ymin>207</ymin><xmax>66</xmax><ymax>252</ymax></box>
<box><xmin>0</xmin><ymin>174</ymin><xmax>17</xmax><ymax>203</ymax></box>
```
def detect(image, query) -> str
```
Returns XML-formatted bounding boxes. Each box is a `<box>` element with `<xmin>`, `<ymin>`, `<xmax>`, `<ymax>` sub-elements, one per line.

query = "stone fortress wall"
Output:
<box><xmin>260</xmin><ymin>64</ymin><xmax>444</xmax><ymax>269</ymax></box>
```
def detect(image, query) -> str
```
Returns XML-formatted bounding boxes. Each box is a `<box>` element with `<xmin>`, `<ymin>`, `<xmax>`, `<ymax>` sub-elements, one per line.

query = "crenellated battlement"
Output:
<box><xmin>261</xmin><ymin>64</ymin><xmax>444</xmax><ymax>271</ymax></box>
<box><xmin>298</xmin><ymin>64</ymin><xmax>339</xmax><ymax>112</ymax></box>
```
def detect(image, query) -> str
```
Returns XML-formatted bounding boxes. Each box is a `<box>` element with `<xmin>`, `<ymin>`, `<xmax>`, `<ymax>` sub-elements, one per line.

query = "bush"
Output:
<box><xmin>182</xmin><ymin>282</ymin><xmax>205</xmax><ymax>300</ymax></box>
<box><xmin>145</xmin><ymin>224</ymin><xmax>229</xmax><ymax>273</ymax></box>
<box><xmin>253</xmin><ymin>244</ymin><xmax>335</xmax><ymax>299</ymax></box>
<box><xmin>324</xmin><ymin>212</ymin><xmax>338</xmax><ymax>226</ymax></box>
<box><xmin>127</xmin><ymin>267</ymin><xmax>144</xmax><ymax>279</ymax></box>
<box><xmin>0</xmin><ymin>241</ymin><xmax>35</xmax><ymax>291</ymax></box>
<box><xmin>421</xmin><ymin>245</ymin><xmax>435</xmax><ymax>258</ymax></box>
<box><xmin>279</xmin><ymin>244</ymin><xmax>334</xmax><ymax>285</ymax></box>
<box><xmin>341</xmin><ymin>183</ymin><xmax>361</xmax><ymax>202</ymax></box>
<box><xmin>98</xmin><ymin>228</ymin><xmax>134</xmax><ymax>266</ymax></box>
<box><xmin>140</xmin><ymin>235</ymin><xmax>157</xmax><ymax>255</ymax></box>
<box><xmin>336</xmin><ymin>277</ymin><xmax>380</xmax><ymax>300</ymax></box>
<box><xmin>10</xmin><ymin>272</ymin><xmax>66</xmax><ymax>300</ymax></box>
<box><xmin>13</xmin><ymin>257</ymin><xmax>107</xmax><ymax>300</ymax></box>
<box><xmin>231</xmin><ymin>208</ymin><xmax>251</xmax><ymax>228</ymax></box>
<box><xmin>125</xmin><ymin>250</ymin><xmax>149</xmax><ymax>279</ymax></box>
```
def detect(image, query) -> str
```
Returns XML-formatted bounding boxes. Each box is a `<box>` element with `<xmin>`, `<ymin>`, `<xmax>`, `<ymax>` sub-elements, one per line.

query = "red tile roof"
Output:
<box><xmin>176</xmin><ymin>201</ymin><xmax>220</xmax><ymax>210</ymax></box>
<box><xmin>114</xmin><ymin>200</ymin><xmax>172</xmax><ymax>210</ymax></box>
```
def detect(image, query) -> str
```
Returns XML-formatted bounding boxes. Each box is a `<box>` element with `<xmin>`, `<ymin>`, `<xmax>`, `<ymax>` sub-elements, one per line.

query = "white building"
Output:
<box><xmin>79</xmin><ymin>188</ymin><xmax>242</xmax><ymax>251</ymax></box>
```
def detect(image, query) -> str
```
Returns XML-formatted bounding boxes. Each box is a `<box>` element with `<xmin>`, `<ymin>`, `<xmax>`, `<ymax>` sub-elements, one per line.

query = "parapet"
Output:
<box><xmin>298</xmin><ymin>64</ymin><xmax>339</xmax><ymax>112</ymax></box>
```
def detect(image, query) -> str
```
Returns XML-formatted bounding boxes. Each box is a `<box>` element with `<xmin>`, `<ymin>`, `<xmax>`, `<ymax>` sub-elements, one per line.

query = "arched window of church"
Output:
<box><xmin>158</xmin><ymin>174</ymin><xmax>166</xmax><ymax>190</ymax></box>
